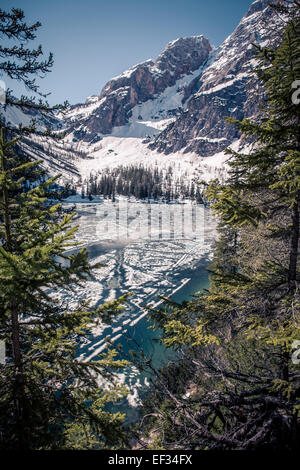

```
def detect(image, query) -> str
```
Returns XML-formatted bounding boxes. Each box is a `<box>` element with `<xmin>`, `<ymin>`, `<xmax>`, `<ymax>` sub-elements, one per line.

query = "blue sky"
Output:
<box><xmin>1</xmin><ymin>0</ymin><xmax>254</xmax><ymax>105</ymax></box>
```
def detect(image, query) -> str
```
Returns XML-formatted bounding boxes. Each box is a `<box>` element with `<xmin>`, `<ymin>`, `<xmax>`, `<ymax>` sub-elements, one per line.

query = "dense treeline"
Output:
<box><xmin>80</xmin><ymin>165</ymin><xmax>205</xmax><ymax>203</ymax></box>
<box><xmin>137</xmin><ymin>1</ymin><xmax>300</xmax><ymax>450</ymax></box>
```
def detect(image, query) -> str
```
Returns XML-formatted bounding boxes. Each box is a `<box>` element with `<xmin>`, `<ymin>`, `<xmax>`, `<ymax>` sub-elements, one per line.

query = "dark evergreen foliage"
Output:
<box><xmin>83</xmin><ymin>165</ymin><xmax>204</xmax><ymax>203</ymax></box>
<box><xmin>0</xmin><ymin>7</ymin><xmax>67</xmax><ymax>136</ymax></box>
<box><xmin>137</xmin><ymin>1</ymin><xmax>300</xmax><ymax>450</ymax></box>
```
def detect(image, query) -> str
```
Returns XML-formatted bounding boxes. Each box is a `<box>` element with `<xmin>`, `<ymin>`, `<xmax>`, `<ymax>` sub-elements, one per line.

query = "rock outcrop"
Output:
<box><xmin>149</xmin><ymin>0</ymin><xmax>283</xmax><ymax>156</ymax></box>
<box><xmin>1</xmin><ymin>0</ymin><xmax>287</xmax><ymax>182</ymax></box>
<box><xmin>64</xmin><ymin>36</ymin><xmax>212</xmax><ymax>139</ymax></box>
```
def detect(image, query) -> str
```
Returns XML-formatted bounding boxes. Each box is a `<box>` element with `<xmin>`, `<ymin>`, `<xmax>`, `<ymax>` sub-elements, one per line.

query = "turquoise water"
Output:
<box><xmin>172</xmin><ymin>263</ymin><xmax>210</xmax><ymax>303</ymax></box>
<box><xmin>111</xmin><ymin>260</ymin><xmax>211</xmax><ymax>423</ymax></box>
<box><xmin>65</xmin><ymin>201</ymin><xmax>215</xmax><ymax>422</ymax></box>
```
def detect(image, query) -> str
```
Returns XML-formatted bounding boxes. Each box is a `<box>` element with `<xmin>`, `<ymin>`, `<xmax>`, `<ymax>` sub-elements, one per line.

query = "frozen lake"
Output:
<box><xmin>59</xmin><ymin>199</ymin><xmax>217</xmax><ymax>420</ymax></box>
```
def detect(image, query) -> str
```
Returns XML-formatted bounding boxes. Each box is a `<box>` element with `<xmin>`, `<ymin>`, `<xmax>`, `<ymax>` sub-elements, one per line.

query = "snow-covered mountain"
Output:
<box><xmin>62</xmin><ymin>36</ymin><xmax>212</xmax><ymax>140</ymax></box>
<box><xmin>0</xmin><ymin>0</ymin><xmax>287</xmax><ymax>186</ymax></box>
<box><xmin>150</xmin><ymin>0</ymin><xmax>282</xmax><ymax>156</ymax></box>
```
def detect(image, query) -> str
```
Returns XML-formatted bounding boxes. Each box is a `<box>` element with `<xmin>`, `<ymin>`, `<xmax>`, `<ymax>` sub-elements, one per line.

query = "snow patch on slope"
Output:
<box><xmin>75</xmin><ymin>134</ymin><xmax>232</xmax><ymax>184</ymax></box>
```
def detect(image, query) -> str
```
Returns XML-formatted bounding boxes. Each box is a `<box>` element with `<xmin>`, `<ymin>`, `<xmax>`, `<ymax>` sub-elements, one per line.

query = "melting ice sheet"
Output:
<box><xmin>55</xmin><ymin>200</ymin><xmax>217</xmax><ymax>421</ymax></box>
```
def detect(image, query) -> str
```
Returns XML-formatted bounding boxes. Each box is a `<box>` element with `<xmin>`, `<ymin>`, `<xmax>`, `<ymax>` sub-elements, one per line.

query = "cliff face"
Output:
<box><xmin>63</xmin><ymin>0</ymin><xmax>283</xmax><ymax>159</ymax></box>
<box><xmin>149</xmin><ymin>0</ymin><xmax>282</xmax><ymax>156</ymax></box>
<box><xmin>63</xmin><ymin>36</ymin><xmax>212</xmax><ymax>139</ymax></box>
<box><xmin>0</xmin><ymin>1</ymin><xmax>286</xmax><ymax>183</ymax></box>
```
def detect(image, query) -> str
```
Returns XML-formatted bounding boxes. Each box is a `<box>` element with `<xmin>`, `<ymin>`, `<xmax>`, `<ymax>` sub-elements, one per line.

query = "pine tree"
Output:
<box><xmin>0</xmin><ymin>129</ymin><xmax>130</xmax><ymax>449</ymax></box>
<box><xmin>139</xmin><ymin>1</ymin><xmax>300</xmax><ymax>450</ymax></box>
<box><xmin>0</xmin><ymin>7</ymin><xmax>66</xmax><ymax>135</ymax></box>
<box><xmin>207</xmin><ymin>1</ymin><xmax>300</xmax><ymax>289</ymax></box>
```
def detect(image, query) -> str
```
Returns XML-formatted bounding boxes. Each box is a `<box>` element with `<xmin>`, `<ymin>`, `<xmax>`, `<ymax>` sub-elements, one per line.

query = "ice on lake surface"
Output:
<box><xmin>58</xmin><ymin>200</ymin><xmax>217</xmax><ymax>418</ymax></box>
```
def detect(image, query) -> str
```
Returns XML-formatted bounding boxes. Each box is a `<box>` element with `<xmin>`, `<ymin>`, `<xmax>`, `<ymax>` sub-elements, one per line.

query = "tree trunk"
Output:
<box><xmin>1</xmin><ymin>144</ymin><xmax>26</xmax><ymax>448</ymax></box>
<box><xmin>288</xmin><ymin>200</ymin><xmax>299</xmax><ymax>286</ymax></box>
<box><xmin>11</xmin><ymin>299</ymin><xmax>26</xmax><ymax>450</ymax></box>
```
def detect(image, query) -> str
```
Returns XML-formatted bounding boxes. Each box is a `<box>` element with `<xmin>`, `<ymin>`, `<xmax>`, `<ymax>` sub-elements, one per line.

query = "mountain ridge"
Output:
<box><xmin>149</xmin><ymin>0</ymin><xmax>283</xmax><ymax>156</ymax></box>
<box><xmin>62</xmin><ymin>35</ymin><xmax>212</xmax><ymax>139</ymax></box>
<box><xmin>0</xmin><ymin>0</ymin><xmax>286</xmax><ymax>187</ymax></box>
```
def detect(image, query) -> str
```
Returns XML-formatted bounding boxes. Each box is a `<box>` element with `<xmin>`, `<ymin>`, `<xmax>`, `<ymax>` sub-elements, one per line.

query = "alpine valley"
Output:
<box><xmin>1</xmin><ymin>0</ymin><xmax>299</xmax><ymax>450</ymax></box>
<box><xmin>1</xmin><ymin>0</ymin><xmax>285</xmax><ymax>193</ymax></box>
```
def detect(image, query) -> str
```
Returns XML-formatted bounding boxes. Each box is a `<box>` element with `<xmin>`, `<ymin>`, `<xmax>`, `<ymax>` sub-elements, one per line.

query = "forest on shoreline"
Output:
<box><xmin>0</xmin><ymin>1</ymin><xmax>299</xmax><ymax>450</ymax></box>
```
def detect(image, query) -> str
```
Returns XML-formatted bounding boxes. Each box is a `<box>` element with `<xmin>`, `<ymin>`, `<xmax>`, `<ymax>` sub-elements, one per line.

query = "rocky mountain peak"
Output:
<box><xmin>63</xmin><ymin>35</ymin><xmax>212</xmax><ymax>139</ymax></box>
<box><xmin>5</xmin><ymin>0</ymin><xmax>288</xmax><ymax>184</ymax></box>
<box><xmin>149</xmin><ymin>0</ymin><xmax>285</xmax><ymax>156</ymax></box>
<box><xmin>155</xmin><ymin>36</ymin><xmax>212</xmax><ymax>75</ymax></box>
<box><xmin>243</xmin><ymin>0</ymin><xmax>273</xmax><ymax>19</ymax></box>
